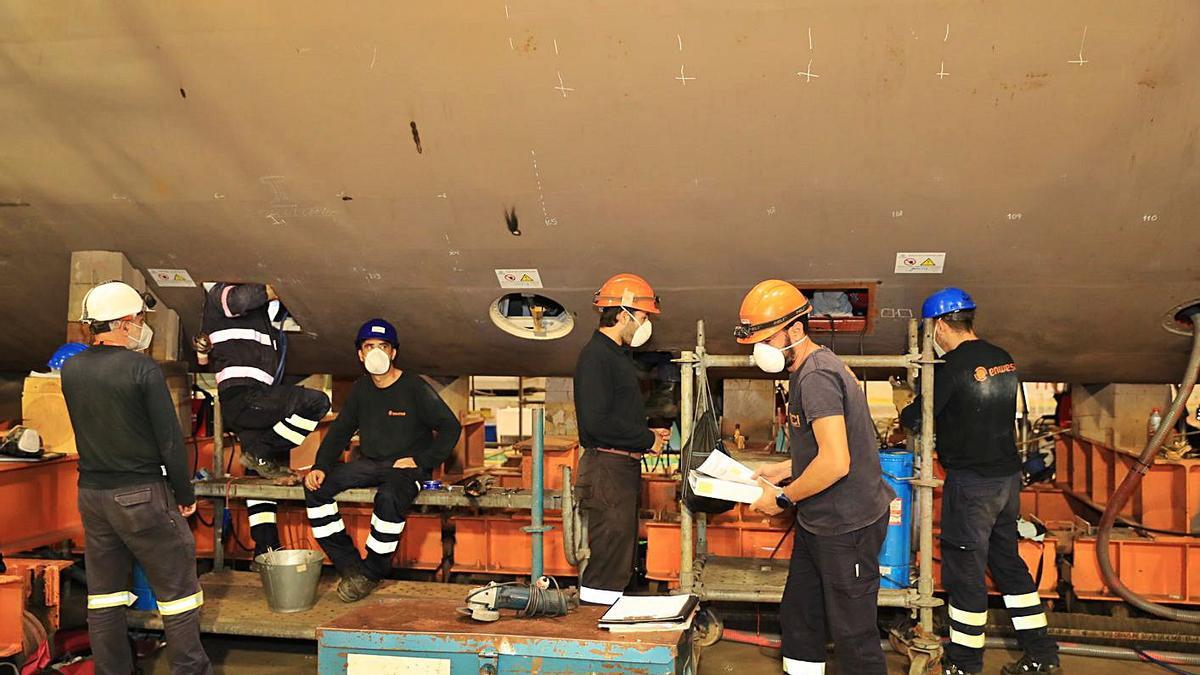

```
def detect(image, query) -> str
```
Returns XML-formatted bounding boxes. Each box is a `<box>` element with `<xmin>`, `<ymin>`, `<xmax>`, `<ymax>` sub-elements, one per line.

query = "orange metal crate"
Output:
<box><xmin>0</xmin><ymin>456</ymin><xmax>83</xmax><ymax>554</ymax></box>
<box><xmin>1072</xmin><ymin>534</ymin><xmax>1200</xmax><ymax>604</ymax></box>
<box><xmin>642</xmin><ymin>477</ymin><xmax>679</xmax><ymax>517</ymax></box>
<box><xmin>452</xmin><ymin>516</ymin><xmax>489</xmax><ymax>572</ymax></box>
<box><xmin>0</xmin><ymin>575</ymin><xmax>23</xmax><ymax>658</ymax></box>
<box><xmin>929</xmin><ymin>532</ymin><xmax>1058</xmax><ymax>597</ymax></box>
<box><xmin>645</xmin><ymin>521</ymin><xmax>782</xmax><ymax>582</ymax></box>
<box><xmin>1019</xmin><ymin>486</ymin><xmax>1075</xmax><ymax>524</ymax></box>
<box><xmin>397</xmin><ymin>514</ymin><xmax>444</xmax><ymax>570</ymax></box>
<box><xmin>742</xmin><ymin>527</ymin><xmax>794</xmax><ymax>559</ymax></box>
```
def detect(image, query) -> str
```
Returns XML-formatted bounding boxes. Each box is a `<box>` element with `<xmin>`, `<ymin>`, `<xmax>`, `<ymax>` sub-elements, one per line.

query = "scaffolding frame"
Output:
<box><xmin>677</xmin><ymin>318</ymin><xmax>943</xmax><ymax>670</ymax></box>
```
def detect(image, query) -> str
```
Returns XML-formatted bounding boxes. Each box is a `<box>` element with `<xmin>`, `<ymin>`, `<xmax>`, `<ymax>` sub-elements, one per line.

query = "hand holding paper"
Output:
<box><xmin>689</xmin><ymin>450</ymin><xmax>776</xmax><ymax>504</ymax></box>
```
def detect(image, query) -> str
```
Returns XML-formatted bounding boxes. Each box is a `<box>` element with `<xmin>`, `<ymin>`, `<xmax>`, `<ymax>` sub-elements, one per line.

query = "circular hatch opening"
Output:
<box><xmin>489</xmin><ymin>293</ymin><xmax>575</xmax><ymax>340</ymax></box>
<box><xmin>1162</xmin><ymin>299</ymin><xmax>1200</xmax><ymax>336</ymax></box>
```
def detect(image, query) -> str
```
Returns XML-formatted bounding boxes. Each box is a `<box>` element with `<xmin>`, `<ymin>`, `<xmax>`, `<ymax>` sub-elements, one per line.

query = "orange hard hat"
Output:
<box><xmin>734</xmin><ymin>280</ymin><xmax>812</xmax><ymax>344</ymax></box>
<box><xmin>593</xmin><ymin>273</ymin><xmax>661</xmax><ymax>314</ymax></box>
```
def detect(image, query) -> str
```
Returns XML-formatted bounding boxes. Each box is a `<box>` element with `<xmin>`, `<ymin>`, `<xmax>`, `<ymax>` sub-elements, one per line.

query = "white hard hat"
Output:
<box><xmin>81</xmin><ymin>281</ymin><xmax>147</xmax><ymax>323</ymax></box>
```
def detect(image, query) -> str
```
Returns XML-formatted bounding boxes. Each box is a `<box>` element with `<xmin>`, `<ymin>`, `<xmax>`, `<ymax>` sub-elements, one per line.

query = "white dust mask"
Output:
<box><xmin>364</xmin><ymin>348</ymin><xmax>392</xmax><ymax>375</ymax></box>
<box><xmin>933</xmin><ymin>323</ymin><xmax>947</xmax><ymax>358</ymax></box>
<box><xmin>624</xmin><ymin>309</ymin><xmax>653</xmax><ymax>348</ymax></box>
<box><xmin>127</xmin><ymin>322</ymin><xmax>154</xmax><ymax>352</ymax></box>
<box><xmin>753</xmin><ymin>336</ymin><xmax>809</xmax><ymax>373</ymax></box>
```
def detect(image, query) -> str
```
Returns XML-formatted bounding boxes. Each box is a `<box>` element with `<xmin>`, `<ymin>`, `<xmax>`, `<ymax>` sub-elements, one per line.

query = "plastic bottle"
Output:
<box><xmin>1149</xmin><ymin>407</ymin><xmax>1163</xmax><ymax>441</ymax></box>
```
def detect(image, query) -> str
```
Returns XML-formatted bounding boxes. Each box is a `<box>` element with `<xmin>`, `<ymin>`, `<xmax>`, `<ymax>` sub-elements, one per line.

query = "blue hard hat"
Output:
<box><xmin>356</xmin><ymin>318</ymin><xmax>398</xmax><ymax>348</ymax></box>
<box><xmin>921</xmin><ymin>287</ymin><xmax>976</xmax><ymax>319</ymax></box>
<box><xmin>48</xmin><ymin>342</ymin><xmax>89</xmax><ymax>370</ymax></box>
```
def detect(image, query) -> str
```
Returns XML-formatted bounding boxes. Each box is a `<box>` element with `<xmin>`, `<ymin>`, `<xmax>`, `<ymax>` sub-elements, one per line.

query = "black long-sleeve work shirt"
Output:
<box><xmin>313</xmin><ymin>372</ymin><xmax>462</xmax><ymax>477</ymax></box>
<box><xmin>573</xmin><ymin>331</ymin><xmax>656</xmax><ymax>452</ymax></box>
<box><xmin>900</xmin><ymin>339</ymin><xmax>1023</xmax><ymax>476</ymax></box>
<box><xmin>61</xmin><ymin>345</ymin><xmax>195</xmax><ymax>505</ymax></box>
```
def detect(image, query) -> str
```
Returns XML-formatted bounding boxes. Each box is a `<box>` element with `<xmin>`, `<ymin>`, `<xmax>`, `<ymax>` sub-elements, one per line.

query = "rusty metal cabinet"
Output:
<box><xmin>317</xmin><ymin>599</ymin><xmax>694</xmax><ymax>674</ymax></box>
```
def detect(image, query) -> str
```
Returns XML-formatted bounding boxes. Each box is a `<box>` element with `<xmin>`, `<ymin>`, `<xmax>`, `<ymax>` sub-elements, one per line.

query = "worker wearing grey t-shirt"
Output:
<box><xmin>736</xmin><ymin>280</ymin><xmax>893</xmax><ymax>675</ymax></box>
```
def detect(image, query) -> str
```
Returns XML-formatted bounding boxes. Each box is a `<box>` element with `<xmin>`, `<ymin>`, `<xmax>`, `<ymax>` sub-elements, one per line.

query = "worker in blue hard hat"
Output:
<box><xmin>898</xmin><ymin>288</ymin><xmax>1060</xmax><ymax>675</ymax></box>
<box><xmin>304</xmin><ymin>318</ymin><xmax>462</xmax><ymax>603</ymax></box>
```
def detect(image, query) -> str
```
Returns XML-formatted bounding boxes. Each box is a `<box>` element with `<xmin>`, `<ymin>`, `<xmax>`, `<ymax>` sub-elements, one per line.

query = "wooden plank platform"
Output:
<box><xmin>127</xmin><ymin>570</ymin><xmax>475</xmax><ymax>640</ymax></box>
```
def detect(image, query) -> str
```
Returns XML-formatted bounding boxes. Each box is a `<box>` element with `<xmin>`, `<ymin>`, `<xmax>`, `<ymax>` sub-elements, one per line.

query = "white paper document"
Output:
<box><xmin>688</xmin><ymin>450</ymin><xmax>772</xmax><ymax>504</ymax></box>
<box><xmin>694</xmin><ymin>449</ymin><xmax>757</xmax><ymax>484</ymax></box>
<box><xmin>600</xmin><ymin>594</ymin><xmax>694</xmax><ymax>623</ymax></box>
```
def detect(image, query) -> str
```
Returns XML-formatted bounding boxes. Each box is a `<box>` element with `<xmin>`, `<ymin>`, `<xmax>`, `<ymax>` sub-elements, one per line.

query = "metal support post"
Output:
<box><xmin>916</xmin><ymin>319</ymin><xmax>938</xmax><ymax>634</ymax></box>
<box><xmin>212</xmin><ymin>394</ymin><xmax>226</xmax><ymax>572</ymax></box>
<box><xmin>529</xmin><ymin>408</ymin><xmax>546</xmax><ymax>580</ymax></box>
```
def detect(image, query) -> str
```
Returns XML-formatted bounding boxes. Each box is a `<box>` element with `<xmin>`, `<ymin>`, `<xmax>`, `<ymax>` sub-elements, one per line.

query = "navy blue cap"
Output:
<box><xmin>356</xmin><ymin>318</ymin><xmax>398</xmax><ymax>348</ymax></box>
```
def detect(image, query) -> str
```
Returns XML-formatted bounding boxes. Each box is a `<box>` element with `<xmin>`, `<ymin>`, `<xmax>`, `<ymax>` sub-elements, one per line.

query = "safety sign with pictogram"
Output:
<box><xmin>147</xmin><ymin>268</ymin><xmax>197</xmax><ymax>287</ymax></box>
<box><xmin>893</xmin><ymin>252</ymin><xmax>946</xmax><ymax>274</ymax></box>
<box><xmin>495</xmin><ymin>268</ymin><xmax>544</xmax><ymax>289</ymax></box>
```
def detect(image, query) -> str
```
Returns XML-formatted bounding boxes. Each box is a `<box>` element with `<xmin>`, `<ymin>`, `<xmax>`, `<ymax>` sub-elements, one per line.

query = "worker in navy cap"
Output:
<box><xmin>304</xmin><ymin>319</ymin><xmax>462</xmax><ymax>602</ymax></box>
<box><xmin>899</xmin><ymin>288</ymin><xmax>1060</xmax><ymax>675</ymax></box>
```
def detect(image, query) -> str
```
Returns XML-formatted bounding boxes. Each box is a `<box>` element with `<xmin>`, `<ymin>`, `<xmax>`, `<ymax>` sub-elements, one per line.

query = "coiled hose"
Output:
<box><xmin>1097</xmin><ymin>311</ymin><xmax>1200</xmax><ymax>622</ymax></box>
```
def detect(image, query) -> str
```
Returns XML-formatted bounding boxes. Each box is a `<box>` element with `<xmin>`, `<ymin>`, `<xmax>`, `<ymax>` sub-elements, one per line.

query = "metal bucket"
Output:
<box><xmin>255</xmin><ymin>549</ymin><xmax>324</xmax><ymax>613</ymax></box>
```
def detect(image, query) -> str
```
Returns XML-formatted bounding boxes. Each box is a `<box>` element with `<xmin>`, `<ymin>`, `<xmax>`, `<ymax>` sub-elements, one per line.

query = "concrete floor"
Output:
<box><xmin>138</xmin><ymin>635</ymin><xmax>1165</xmax><ymax>674</ymax></box>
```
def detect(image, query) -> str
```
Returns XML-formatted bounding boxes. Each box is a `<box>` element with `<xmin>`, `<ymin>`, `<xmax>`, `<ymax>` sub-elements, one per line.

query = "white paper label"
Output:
<box><xmin>495</xmin><ymin>269</ymin><xmax>543</xmax><ymax>289</ymax></box>
<box><xmin>894</xmin><ymin>253</ymin><xmax>946</xmax><ymax>274</ymax></box>
<box><xmin>147</xmin><ymin>268</ymin><xmax>197</xmax><ymax>287</ymax></box>
<box><xmin>347</xmin><ymin>654</ymin><xmax>450</xmax><ymax>675</ymax></box>
<box><xmin>889</xmin><ymin>498</ymin><xmax>903</xmax><ymax>525</ymax></box>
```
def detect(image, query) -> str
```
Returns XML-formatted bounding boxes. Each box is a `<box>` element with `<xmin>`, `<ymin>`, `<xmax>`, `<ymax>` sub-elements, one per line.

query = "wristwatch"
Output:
<box><xmin>775</xmin><ymin>490</ymin><xmax>794</xmax><ymax>510</ymax></box>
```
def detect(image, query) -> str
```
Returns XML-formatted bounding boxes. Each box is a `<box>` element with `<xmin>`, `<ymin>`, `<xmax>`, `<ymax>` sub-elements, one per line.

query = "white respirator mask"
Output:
<box><xmin>624</xmin><ymin>308</ymin><xmax>653</xmax><ymax>348</ymax></box>
<box><xmin>753</xmin><ymin>336</ymin><xmax>809</xmax><ymax>373</ymax></box>
<box><xmin>363</xmin><ymin>347</ymin><xmax>392</xmax><ymax>375</ymax></box>
<box><xmin>932</xmin><ymin>322</ymin><xmax>947</xmax><ymax>358</ymax></box>
<box><xmin>126</xmin><ymin>321</ymin><xmax>154</xmax><ymax>352</ymax></box>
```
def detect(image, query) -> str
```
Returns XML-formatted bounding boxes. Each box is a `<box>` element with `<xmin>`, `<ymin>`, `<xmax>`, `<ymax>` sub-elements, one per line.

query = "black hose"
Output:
<box><xmin>1097</xmin><ymin>311</ymin><xmax>1200</xmax><ymax>622</ymax></box>
<box><xmin>1135</xmin><ymin>647</ymin><xmax>1200</xmax><ymax>675</ymax></box>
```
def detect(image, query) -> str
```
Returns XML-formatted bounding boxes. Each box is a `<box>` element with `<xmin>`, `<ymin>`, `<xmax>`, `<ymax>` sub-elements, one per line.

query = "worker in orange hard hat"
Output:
<box><xmin>739</xmin><ymin>280</ymin><xmax>894</xmax><ymax>675</ymax></box>
<box><xmin>572</xmin><ymin>273</ymin><xmax>669</xmax><ymax>606</ymax></box>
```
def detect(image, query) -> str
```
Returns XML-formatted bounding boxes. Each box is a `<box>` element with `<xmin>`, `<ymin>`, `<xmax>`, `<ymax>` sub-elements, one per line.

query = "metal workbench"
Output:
<box><xmin>317</xmin><ymin>598</ymin><xmax>695</xmax><ymax>674</ymax></box>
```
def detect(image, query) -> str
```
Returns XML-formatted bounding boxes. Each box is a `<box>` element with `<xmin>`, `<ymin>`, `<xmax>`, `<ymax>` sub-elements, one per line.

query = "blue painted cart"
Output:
<box><xmin>317</xmin><ymin>598</ymin><xmax>695</xmax><ymax>674</ymax></box>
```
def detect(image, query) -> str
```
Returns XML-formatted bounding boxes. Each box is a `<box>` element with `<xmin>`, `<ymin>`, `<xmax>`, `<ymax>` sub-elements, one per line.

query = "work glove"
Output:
<box><xmin>192</xmin><ymin>333</ymin><xmax>212</xmax><ymax>354</ymax></box>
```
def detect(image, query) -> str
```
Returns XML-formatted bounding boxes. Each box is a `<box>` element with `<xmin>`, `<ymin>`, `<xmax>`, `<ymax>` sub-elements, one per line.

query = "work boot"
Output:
<box><xmin>1001</xmin><ymin>655</ymin><xmax>1061</xmax><ymax>674</ymax></box>
<box><xmin>337</xmin><ymin>573</ymin><xmax>381</xmax><ymax>603</ymax></box>
<box><xmin>239</xmin><ymin>451</ymin><xmax>296</xmax><ymax>481</ymax></box>
<box><xmin>940</xmin><ymin>661</ymin><xmax>979</xmax><ymax>675</ymax></box>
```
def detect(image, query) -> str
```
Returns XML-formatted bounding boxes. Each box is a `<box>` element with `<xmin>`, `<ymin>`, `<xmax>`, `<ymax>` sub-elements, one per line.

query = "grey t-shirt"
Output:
<box><xmin>788</xmin><ymin>348</ymin><xmax>894</xmax><ymax>536</ymax></box>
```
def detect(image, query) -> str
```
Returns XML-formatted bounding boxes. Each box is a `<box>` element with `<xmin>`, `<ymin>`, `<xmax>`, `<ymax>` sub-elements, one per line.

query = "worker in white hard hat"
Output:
<box><xmin>61</xmin><ymin>281</ymin><xmax>211</xmax><ymax>674</ymax></box>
